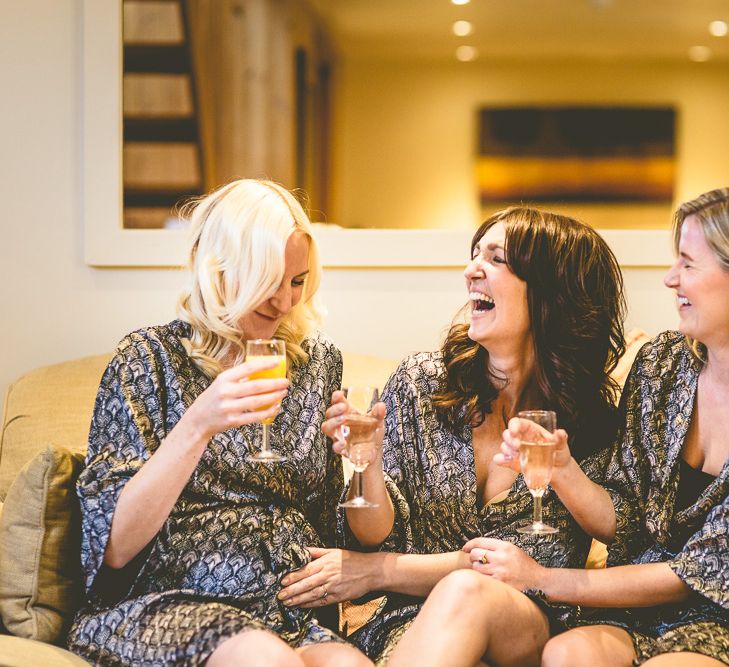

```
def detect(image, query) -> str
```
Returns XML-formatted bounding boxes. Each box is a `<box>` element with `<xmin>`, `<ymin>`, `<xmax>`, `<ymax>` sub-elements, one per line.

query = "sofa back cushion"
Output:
<box><xmin>0</xmin><ymin>446</ymin><xmax>84</xmax><ymax>643</ymax></box>
<box><xmin>0</xmin><ymin>354</ymin><xmax>110</xmax><ymax>502</ymax></box>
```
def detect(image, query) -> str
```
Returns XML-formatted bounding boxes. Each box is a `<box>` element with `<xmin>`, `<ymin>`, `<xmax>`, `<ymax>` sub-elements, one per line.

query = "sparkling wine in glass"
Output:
<box><xmin>246</xmin><ymin>338</ymin><xmax>287</xmax><ymax>463</ymax></box>
<box><xmin>339</xmin><ymin>386</ymin><xmax>380</xmax><ymax>509</ymax></box>
<box><xmin>516</xmin><ymin>410</ymin><xmax>559</xmax><ymax>535</ymax></box>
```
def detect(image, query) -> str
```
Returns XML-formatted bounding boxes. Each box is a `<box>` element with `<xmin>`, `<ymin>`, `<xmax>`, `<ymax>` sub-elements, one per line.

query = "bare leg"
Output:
<box><xmin>387</xmin><ymin>569</ymin><xmax>550</xmax><ymax>667</ymax></box>
<box><xmin>207</xmin><ymin>629</ymin><xmax>304</xmax><ymax>667</ymax></box>
<box><xmin>298</xmin><ymin>641</ymin><xmax>373</xmax><ymax>667</ymax></box>
<box><xmin>541</xmin><ymin>625</ymin><xmax>635</xmax><ymax>667</ymax></box>
<box><xmin>643</xmin><ymin>655</ymin><xmax>726</xmax><ymax>666</ymax></box>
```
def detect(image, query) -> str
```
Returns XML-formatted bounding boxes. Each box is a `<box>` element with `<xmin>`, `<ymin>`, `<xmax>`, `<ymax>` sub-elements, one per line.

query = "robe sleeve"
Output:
<box><xmin>76</xmin><ymin>332</ymin><xmax>168</xmax><ymax>598</ymax></box>
<box><xmin>338</xmin><ymin>359</ymin><xmax>413</xmax><ymax>552</ymax></box>
<box><xmin>669</xmin><ymin>494</ymin><xmax>729</xmax><ymax>609</ymax></box>
<box><xmin>602</xmin><ymin>346</ymin><xmax>654</xmax><ymax>566</ymax></box>
<box><xmin>302</xmin><ymin>339</ymin><xmax>344</xmax><ymax>548</ymax></box>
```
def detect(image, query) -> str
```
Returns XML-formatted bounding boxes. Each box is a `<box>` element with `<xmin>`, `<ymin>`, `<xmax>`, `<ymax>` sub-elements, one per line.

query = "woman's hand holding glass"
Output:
<box><xmin>496</xmin><ymin>410</ymin><xmax>563</xmax><ymax>535</ymax></box>
<box><xmin>496</xmin><ymin>417</ymin><xmax>572</xmax><ymax>475</ymax></box>
<box><xmin>183</xmin><ymin>357</ymin><xmax>289</xmax><ymax>441</ymax></box>
<box><xmin>322</xmin><ymin>388</ymin><xmax>386</xmax><ymax>508</ymax></box>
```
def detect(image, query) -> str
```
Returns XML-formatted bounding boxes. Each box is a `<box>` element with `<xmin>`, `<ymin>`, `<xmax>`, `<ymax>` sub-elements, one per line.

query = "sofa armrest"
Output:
<box><xmin>0</xmin><ymin>635</ymin><xmax>88</xmax><ymax>666</ymax></box>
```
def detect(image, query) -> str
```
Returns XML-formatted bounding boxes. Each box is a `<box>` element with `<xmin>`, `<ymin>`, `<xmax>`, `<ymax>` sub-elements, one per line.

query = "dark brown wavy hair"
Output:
<box><xmin>432</xmin><ymin>207</ymin><xmax>626</xmax><ymax>460</ymax></box>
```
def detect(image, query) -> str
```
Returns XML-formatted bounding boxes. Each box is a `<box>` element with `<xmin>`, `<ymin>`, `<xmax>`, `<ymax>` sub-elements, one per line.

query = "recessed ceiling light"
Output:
<box><xmin>451</xmin><ymin>0</ymin><xmax>470</xmax><ymax>5</ymax></box>
<box><xmin>688</xmin><ymin>45</ymin><xmax>712</xmax><ymax>62</ymax></box>
<box><xmin>709</xmin><ymin>20</ymin><xmax>728</xmax><ymax>37</ymax></box>
<box><xmin>453</xmin><ymin>20</ymin><xmax>473</xmax><ymax>37</ymax></box>
<box><xmin>456</xmin><ymin>45</ymin><xmax>478</xmax><ymax>62</ymax></box>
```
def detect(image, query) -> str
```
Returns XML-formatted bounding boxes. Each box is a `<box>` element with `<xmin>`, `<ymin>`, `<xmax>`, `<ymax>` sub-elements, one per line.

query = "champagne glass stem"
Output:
<box><xmin>352</xmin><ymin>471</ymin><xmax>364</xmax><ymax>500</ymax></box>
<box><xmin>261</xmin><ymin>424</ymin><xmax>270</xmax><ymax>455</ymax></box>
<box><xmin>532</xmin><ymin>492</ymin><xmax>543</xmax><ymax>527</ymax></box>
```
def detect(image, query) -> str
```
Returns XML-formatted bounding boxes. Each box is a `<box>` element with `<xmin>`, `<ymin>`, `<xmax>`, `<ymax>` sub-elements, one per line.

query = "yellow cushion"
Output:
<box><xmin>0</xmin><ymin>634</ymin><xmax>89</xmax><ymax>666</ymax></box>
<box><xmin>585</xmin><ymin>539</ymin><xmax>608</xmax><ymax>569</ymax></box>
<box><xmin>0</xmin><ymin>354</ymin><xmax>109</xmax><ymax>501</ymax></box>
<box><xmin>611</xmin><ymin>328</ymin><xmax>651</xmax><ymax>390</ymax></box>
<box><xmin>0</xmin><ymin>446</ymin><xmax>84</xmax><ymax>643</ymax></box>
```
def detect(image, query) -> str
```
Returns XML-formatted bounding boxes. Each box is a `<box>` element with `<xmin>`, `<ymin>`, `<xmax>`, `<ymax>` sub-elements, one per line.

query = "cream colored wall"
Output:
<box><xmin>331</xmin><ymin>59</ymin><xmax>729</xmax><ymax>230</ymax></box>
<box><xmin>0</xmin><ymin>2</ymin><xmax>681</xmax><ymax>421</ymax></box>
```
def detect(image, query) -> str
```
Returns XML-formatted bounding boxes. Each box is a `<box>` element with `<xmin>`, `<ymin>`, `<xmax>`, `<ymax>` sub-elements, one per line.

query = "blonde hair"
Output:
<box><xmin>672</xmin><ymin>187</ymin><xmax>729</xmax><ymax>358</ymax></box>
<box><xmin>177</xmin><ymin>179</ymin><xmax>324</xmax><ymax>377</ymax></box>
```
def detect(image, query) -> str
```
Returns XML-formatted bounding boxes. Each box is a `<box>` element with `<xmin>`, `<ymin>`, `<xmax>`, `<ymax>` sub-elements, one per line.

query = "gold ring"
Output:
<box><xmin>320</xmin><ymin>586</ymin><xmax>328</xmax><ymax>600</ymax></box>
<box><xmin>480</xmin><ymin>552</ymin><xmax>489</xmax><ymax>565</ymax></box>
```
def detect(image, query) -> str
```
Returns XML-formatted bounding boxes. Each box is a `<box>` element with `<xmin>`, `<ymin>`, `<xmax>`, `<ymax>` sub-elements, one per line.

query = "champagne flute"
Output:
<box><xmin>339</xmin><ymin>386</ymin><xmax>380</xmax><ymax>509</ymax></box>
<box><xmin>245</xmin><ymin>338</ymin><xmax>287</xmax><ymax>463</ymax></box>
<box><xmin>516</xmin><ymin>410</ymin><xmax>559</xmax><ymax>535</ymax></box>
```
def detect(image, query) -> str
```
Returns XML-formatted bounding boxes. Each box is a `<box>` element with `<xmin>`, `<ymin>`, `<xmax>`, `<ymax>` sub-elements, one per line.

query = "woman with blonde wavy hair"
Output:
<box><xmin>67</xmin><ymin>179</ymin><xmax>372</xmax><ymax>667</ymax></box>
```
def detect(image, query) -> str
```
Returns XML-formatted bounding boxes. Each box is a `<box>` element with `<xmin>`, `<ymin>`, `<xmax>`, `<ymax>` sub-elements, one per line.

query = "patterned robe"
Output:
<box><xmin>342</xmin><ymin>351</ymin><xmax>609</xmax><ymax>664</ymax></box>
<box><xmin>586</xmin><ymin>331</ymin><xmax>729</xmax><ymax>664</ymax></box>
<box><xmin>67</xmin><ymin>321</ymin><xmax>344</xmax><ymax>665</ymax></box>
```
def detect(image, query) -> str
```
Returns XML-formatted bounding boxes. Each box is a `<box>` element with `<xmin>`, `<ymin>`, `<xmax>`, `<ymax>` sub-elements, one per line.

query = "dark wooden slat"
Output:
<box><xmin>124</xmin><ymin>44</ymin><xmax>189</xmax><ymax>74</ymax></box>
<box><xmin>124</xmin><ymin>117</ymin><xmax>198</xmax><ymax>142</ymax></box>
<box><xmin>124</xmin><ymin>187</ymin><xmax>202</xmax><ymax>208</ymax></box>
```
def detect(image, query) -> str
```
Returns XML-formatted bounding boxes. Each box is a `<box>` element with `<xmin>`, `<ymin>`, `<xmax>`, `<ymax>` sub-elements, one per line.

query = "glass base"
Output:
<box><xmin>339</xmin><ymin>496</ymin><xmax>379</xmax><ymax>509</ymax></box>
<box><xmin>248</xmin><ymin>450</ymin><xmax>287</xmax><ymax>463</ymax></box>
<box><xmin>516</xmin><ymin>521</ymin><xmax>559</xmax><ymax>535</ymax></box>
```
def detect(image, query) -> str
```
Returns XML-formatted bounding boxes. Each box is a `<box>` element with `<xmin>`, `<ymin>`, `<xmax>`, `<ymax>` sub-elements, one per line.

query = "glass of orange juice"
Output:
<box><xmin>245</xmin><ymin>338</ymin><xmax>287</xmax><ymax>463</ymax></box>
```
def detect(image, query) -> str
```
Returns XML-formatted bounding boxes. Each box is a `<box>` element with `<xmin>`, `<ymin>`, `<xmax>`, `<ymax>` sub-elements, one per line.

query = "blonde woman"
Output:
<box><xmin>67</xmin><ymin>180</ymin><xmax>371</xmax><ymax>667</ymax></box>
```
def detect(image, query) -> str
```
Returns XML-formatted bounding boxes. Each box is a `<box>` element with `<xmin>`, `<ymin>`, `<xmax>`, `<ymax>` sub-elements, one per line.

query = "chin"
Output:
<box><xmin>467</xmin><ymin>324</ymin><xmax>480</xmax><ymax>342</ymax></box>
<box><xmin>467</xmin><ymin>325</ymin><xmax>488</xmax><ymax>347</ymax></box>
<box><xmin>678</xmin><ymin>323</ymin><xmax>699</xmax><ymax>341</ymax></box>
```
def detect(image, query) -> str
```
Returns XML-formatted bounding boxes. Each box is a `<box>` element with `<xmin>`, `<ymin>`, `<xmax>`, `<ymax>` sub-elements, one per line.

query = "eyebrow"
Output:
<box><xmin>293</xmin><ymin>270</ymin><xmax>310</xmax><ymax>278</ymax></box>
<box><xmin>679</xmin><ymin>251</ymin><xmax>695</xmax><ymax>261</ymax></box>
<box><xmin>486</xmin><ymin>243</ymin><xmax>504</xmax><ymax>251</ymax></box>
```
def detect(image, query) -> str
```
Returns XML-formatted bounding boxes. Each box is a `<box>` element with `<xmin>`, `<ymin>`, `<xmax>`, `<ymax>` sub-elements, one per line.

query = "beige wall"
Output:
<box><xmin>331</xmin><ymin>59</ymin><xmax>729</xmax><ymax>230</ymax></box>
<box><xmin>0</xmin><ymin>1</ymin><xmax>683</xmax><ymax>421</ymax></box>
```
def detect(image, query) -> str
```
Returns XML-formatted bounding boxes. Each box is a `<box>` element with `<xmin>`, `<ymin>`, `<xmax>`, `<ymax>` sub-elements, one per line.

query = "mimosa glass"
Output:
<box><xmin>246</xmin><ymin>338</ymin><xmax>287</xmax><ymax>463</ymax></box>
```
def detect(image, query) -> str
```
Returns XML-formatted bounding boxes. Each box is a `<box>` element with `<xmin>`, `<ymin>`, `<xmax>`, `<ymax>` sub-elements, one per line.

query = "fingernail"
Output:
<box><xmin>283</xmin><ymin>600</ymin><xmax>292</xmax><ymax>606</ymax></box>
<box><xmin>281</xmin><ymin>578</ymin><xmax>289</xmax><ymax>586</ymax></box>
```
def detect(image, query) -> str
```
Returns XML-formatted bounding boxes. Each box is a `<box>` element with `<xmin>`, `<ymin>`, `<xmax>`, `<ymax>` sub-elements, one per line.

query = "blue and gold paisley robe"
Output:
<box><xmin>589</xmin><ymin>331</ymin><xmax>729</xmax><ymax>664</ymax></box>
<box><xmin>67</xmin><ymin>320</ymin><xmax>344</xmax><ymax>665</ymax></box>
<box><xmin>342</xmin><ymin>351</ymin><xmax>613</xmax><ymax>664</ymax></box>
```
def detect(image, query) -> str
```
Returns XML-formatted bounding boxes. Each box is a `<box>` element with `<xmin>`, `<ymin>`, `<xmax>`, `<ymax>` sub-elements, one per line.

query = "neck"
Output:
<box><xmin>704</xmin><ymin>344</ymin><xmax>729</xmax><ymax>387</ymax></box>
<box><xmin>487</xmin><ymin>345</ymin><xmax>539</xmax><ymax>416</ymax></box>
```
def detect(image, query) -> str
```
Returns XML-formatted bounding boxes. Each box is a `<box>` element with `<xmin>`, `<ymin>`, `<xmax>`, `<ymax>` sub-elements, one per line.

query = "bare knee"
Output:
<box><xmin>643</xmin><ymin>654</ymin><xmax>725</xmax><ymax>667</ymax></box>
<box><xmin>429</xmin><ymin>569</ymin><xmax>509</xmax><ymax>624</ymax></box>
<box><xmin>299</xmin><ymin>642</ymin><xmax>373</xmax><ymax>667</ymax></box>
<box><xmin>542</xmin><ymin>629</ymin><xmax>629</xmax><ymax>667</ymax></box>
<box><xmin>208</xmin><ymin>629</ymin><xmax>303</xmax><ymax>667</ymax></box>
<box><xmin>541</xmin><ymin>633</ymin><xmax>578</xmax><ymax>667</ymax></box>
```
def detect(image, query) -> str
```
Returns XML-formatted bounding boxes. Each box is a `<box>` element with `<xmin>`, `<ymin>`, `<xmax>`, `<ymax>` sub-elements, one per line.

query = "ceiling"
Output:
<box><xmin>308</xmin><ymin>0</ymin><xmax>729</xmax><ymax>63</ymax></box>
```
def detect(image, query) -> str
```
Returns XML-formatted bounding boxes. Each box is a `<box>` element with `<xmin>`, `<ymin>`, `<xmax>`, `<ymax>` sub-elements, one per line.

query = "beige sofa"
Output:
<box><xmin>0</xmin><ymin>330</ymin><xmax>649</xmax><ymax>665</ymax></box>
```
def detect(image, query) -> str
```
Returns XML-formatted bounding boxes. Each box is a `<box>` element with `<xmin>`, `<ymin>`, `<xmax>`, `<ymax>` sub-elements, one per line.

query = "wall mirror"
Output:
<box><xmin>84</xmin><ymin>0</ymin><xmax>729</xmax><ymax>266</ymax></box>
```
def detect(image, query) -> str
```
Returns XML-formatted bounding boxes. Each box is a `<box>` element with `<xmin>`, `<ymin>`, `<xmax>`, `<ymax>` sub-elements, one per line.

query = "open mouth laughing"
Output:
<box><xmin>677</xmin><ymin>296</ymin><xmax>691</xmax><ymax>308</ymax></box>
<box><xmin>470</xmin><ymin>292</ymin><xmax>495</xmax><ymax>312</ymax></box>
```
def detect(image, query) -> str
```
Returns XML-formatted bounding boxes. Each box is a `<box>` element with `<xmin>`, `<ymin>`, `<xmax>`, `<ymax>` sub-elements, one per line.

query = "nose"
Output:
<box><xmin>663</xmin><ymin>261</ymin><xmax>679</xmax><ymax>289</ymax></box>
<box><xmin>269</xmin><ymin>280</ymin><xmax>293</xmax><ymax>315</ymax></box>
<box><xmin>464</xmin><ymin>257</ymin><xmax>485</xmax><ymax>281</ymax></box>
